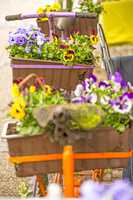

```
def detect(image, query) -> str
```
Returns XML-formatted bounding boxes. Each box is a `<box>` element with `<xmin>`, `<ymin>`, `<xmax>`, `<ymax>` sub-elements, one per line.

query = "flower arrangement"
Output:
<box><xmin>72</xmin><ymin>72</ymin><xmax>133</xmax><ymax>133</ymax></box>
<box><xmin>37</xmin><ymin>0</ymin><xmax>102</xmax><ymax>15</ymax></box>
<box><xmin>80</xmin><ymin>180</ymin><xmax>133</xmax><ymax>200</ymax></box>
<box><xmin>9</xmin><ymin>77</ymin><xmax>66</xmax><ymax>136</ymax></box>
<box><xmin>7</xmin><ymin>26</ymin><xmax>96</xmax><ymax>66</ymax></box>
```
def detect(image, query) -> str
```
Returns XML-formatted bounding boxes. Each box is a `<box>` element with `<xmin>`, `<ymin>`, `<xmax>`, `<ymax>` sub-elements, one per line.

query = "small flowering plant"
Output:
<box><xmin>72</xmin><ymin>72</ymin><xmax>133</xmax><ymax>133</ymax></box>
<box><xmin>9</xmin><ymin>77</ymin><xmax>66</xmax><ymax>136</ymax></box>
<box><xmin>7</xmin><ymin>26</ymin><xmax>97</xmax><ymax>66</ymax></box>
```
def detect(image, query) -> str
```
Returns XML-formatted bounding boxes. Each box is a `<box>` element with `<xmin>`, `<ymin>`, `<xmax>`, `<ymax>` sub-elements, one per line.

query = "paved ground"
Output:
<box><xmin>1</xmin><ymin>1</ymin><xmax>133</xmax><ymax>197</ymax></box>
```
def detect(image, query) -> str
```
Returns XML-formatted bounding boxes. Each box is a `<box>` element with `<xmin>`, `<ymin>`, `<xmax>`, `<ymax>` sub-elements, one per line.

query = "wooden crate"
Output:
<box><xmin>11</xmin><ymin>58</ymin><xmax>94</xmax><ymax>90</ymax></box>
<box><xmin>37</xmin><ymin>17</ymin><xmax>98</xmax><ymax>37</ymax></box>
<box><xmin>2</xmin><ymin>122</ymin><xmax>132</xmax><ymax>177</ymax></box>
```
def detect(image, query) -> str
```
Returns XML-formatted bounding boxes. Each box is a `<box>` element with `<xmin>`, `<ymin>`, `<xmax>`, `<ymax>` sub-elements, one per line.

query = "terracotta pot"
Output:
<box><xmin>2</xmin><ymin>122</ymin><xmax>132</xmax><ymax>177</ymax></box>
<box><xmin>11</xmin><ymin>58</ymin><xmax>94</xmax><ymax>90</ymax></box>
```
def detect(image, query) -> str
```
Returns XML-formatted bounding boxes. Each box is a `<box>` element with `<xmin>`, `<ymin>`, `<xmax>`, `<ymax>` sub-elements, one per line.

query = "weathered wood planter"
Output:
<box><xmin>2</xmin><ymin>122</ymin><xmax>132</xmax><ymax>177</ymax></box>
<box><xmin>37</xmin><ymin>16</ymin><xmax>98</xmax><ymax>37</ymax></box>
<box><xmin>11</xmin><ymin>58</ymin><xmax>94</xmax><ymax>90</ymax></box>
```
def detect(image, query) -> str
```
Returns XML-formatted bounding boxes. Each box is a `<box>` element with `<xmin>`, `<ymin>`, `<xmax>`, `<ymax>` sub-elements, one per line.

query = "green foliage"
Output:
<box><xmin>16</xmin><ymin>89</ymin><xmax>66</xmax><ymax>136</ymax></box>
<box><xmin>79</xmin><ymin>0</ymin><xmax>103</xmax><ymax>15</ymax></box>
<box><xmin>18</xmin><ymin>182</ymin><xmax>32</xmax><ymax>197</ymax></box>
<box><xmin>67</xmin><ymin>104</ymin><xmax>104</xmax><ymax>130</ymax></box>
<box><xmin>104</xmin><ymin>112</ymin><xmax>130</xmax><ymax>133</ymax></box>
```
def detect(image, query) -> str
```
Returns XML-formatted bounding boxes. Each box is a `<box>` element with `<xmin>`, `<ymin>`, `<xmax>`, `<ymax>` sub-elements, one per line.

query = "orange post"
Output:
<box><xmin>63</xmin><ymin>145</ymin><xmax>74</xmax><ymax>197</ymax></box>
<box><xmin>36</xmin><ymin>175</ymin><xmax>47</xmax><ymax>196</ymax></box>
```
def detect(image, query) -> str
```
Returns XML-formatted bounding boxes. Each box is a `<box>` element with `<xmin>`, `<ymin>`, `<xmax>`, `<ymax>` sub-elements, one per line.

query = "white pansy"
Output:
<box><xmin>74</xmin><ymin>84</ymin><xmax>84</xmax><ymax>97</ymax></box>
<box><xmin>37</xmin><ymin>36</ymin><xmax>44</xmax><ymax>46</ymax></box>
<box><xmin>100</xmin><ymin>96</ymin><xmax>110</xmax><ymax>105</ymax></box>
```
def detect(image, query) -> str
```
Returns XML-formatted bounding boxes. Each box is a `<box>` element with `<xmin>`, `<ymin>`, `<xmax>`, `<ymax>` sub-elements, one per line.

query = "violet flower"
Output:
<box><xmin>72</xmin><ymin>96</ymin><xmax>85</xmax><ymax>104</ymax></box>
<box><xmin>15</xmin><ymin>34</ymin><xmax>27</xmax><ymax>46</ymax></box>
<box><xmin>99</xmin><ymin>80</ymin><xmax>110</xmax><ymax>89</ymax></box>
<box><xmin>82</xmin><ymin>75</ymin><xmax>97</xmax><ymax>92</ymax></box>
<box><xmin>85</xmin><ymin>93</ymin><xmax>97</xmax><ymax>104</ymax></box>
<box><xmin>110</xmin><ymin>93</ymin><xmax>133</xmax><ymax>114</ymax></box>
<box><xmin>8</xmin><ymin>34</ymin><xmax>16</xmax><ymax>45</ymax></box>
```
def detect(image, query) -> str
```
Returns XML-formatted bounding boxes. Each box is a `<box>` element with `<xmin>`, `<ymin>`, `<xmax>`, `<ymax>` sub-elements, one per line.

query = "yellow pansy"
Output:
<box><xmin>63</xmin><ymin>49</ymin><xmax>75</xmax><ymax>62</ymax></box>
<box><xmin>90</xmin><ymin>35</ymin><xmax>99</xmax><ymax>45</ymax></box>
<box><xmin>15</xmin><ymin>96</ymin><xmax>26</xmax><ymax>109</ymax></box>
<box><xmin>29</xmin><ymin>85</ymin><xmax>36</xmax><ymax>93</ymax></box>
<box><xmin>9</xmin><ymin>102</ymin><xmax>25</xmax><ymax>120</ymax></box>
<box><xmin>50</xmin><ymin>2</ymin><xmax>61</xmax><ymax>11</ymax></box>
<box><xmin>37</xmin><ymin>6</ymin><xmax>48</xmax><ymax>21</ymax></box>
<box><xmin>44</xmin><ymin>4</ymin><xmax>51</xmax><ymax>12</ymax></box>
<box><xmin>11</xmin><ymin>83</ymin><xmax>21</xmax><ymax>98</ymax></box>
<box><xmin>44</xmin><ymin>85</ymin><xmax>52</xmax><ymax>96</ymax></box>
<box><xmin>70</xmin><ymin>35</ymin><xmax>74</xmax><ymax>43</ymax></box>
<box><xmin>37</xmin><ymin>7</ymin><xmax>44</xmax><ymax>14</ymax></box>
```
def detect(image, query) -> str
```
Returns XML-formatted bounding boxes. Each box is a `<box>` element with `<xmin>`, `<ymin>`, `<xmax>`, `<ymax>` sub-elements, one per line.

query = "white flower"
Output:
<box><xmin>92</xmin><ymin>0</ymin><xmax>98</xmax><ymax>4</ymax></box>
<box><xmin>37</xmin><ymin>36</ymin><xmax>44</xmax><ymax>46</ymax></box>
<box><xmin>100</xmin><ymin>96</ymin><xmax>110</xmax><ymax>105</ymax></box>
<box><xmin>86</xmin><ymin>93</ymin><xmax>97</xmax><ymax>104</ymax></box>
<box><xmin>113</xmin><ymin>100</ymin><xmax>132</xmax><ymax>114</ymax></box>
<box><xmin>74</xmin><ymin>84</ymin><xmax>84</xmax><ymax>97</ymax></box>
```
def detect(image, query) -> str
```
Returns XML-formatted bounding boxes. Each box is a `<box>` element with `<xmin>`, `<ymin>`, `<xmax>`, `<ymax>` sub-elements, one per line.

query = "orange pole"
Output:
<box><xmin>63</xmin><ymin>145</ymin><xmax>74</xmax><ymax>197</ymax></box>
<box><xmin>36</xmin><ymin>175</ymin><xmax>46</xmax><ymax>196</ymax></box>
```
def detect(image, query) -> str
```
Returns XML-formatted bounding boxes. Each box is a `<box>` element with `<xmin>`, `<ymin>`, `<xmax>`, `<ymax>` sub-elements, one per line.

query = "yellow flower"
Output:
<box><xmin>50</xmin><ymin>2</ymin><xmax>61</xmax><ymax>11</ymax></box>
<box><xmin>11</xmin><ymin>83</ymin><xmax>21</xmax><ymax>98</ymax></box>
<box><xmin>70</xmin><ymin>35</ymin><xmax>74</xmax><ymax>43</ymax></box>
<box><xmin>29</xmin><ymin>85</ymin><xmax>36</xmax><ymax>93</ymax></box>
<box><xmin>44</xmin><ymin>85</ymin><xmax>52</xmax><ymax>96</ymax></box>
<box><xmin>44</xmin><ymin>4</ymin><xmax>51</xmax><ymax>12</ymax></box>
<box><xmin>90</xmin><ymin>35</ymin><xmax>99</xmax><ymax>45</ymax></box>
<box><xmin>9</xmin><ymin>102</ymin><xmax>25</xmax><ymax>120</ymax></box>
<box><xmin>63</xmin><ymin>49</ymin><xmax>75</xmax><ymax>62</ymax></box>
<box><xmin>37</xmin><ymin>6</ymin><xmax>48</xmax><ymax>21</ymax></box>
<box><xmin>37</xmin><ymin>7</ymin><xmax>44</xmax><ymax>14</ymax></box>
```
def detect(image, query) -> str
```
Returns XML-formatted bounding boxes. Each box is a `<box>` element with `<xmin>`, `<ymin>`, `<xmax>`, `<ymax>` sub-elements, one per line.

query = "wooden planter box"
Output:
<box><xmin>2</xmin><ymin>122</ymin><xmax>132</xmax><ymax>177</ymax></box>
<box><xmin>37</xmin><ymin>17</ymin><xmax>98</xmax><ymax>37</ymax></box>
<box><xmin>11</xmin><ymin>58</ymin><xmax>94</xmax><ymax>90</ymax></box>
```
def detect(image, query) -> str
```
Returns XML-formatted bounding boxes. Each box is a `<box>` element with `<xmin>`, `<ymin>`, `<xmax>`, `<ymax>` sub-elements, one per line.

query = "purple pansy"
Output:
<box><xmin>109</xmin><ymin>71</ymin><xmax>122</xmax><ymax>83</ymax></box>
<box><xmin>87</xmin><ymin>74</ymin><xmax>97</xmax><ymax>83</ymax></box>
<box><xmin>85</xmin><ymin>93</ymin><xmax>97</xmax><ymax>104</ymax></box>
<box><xmin>110</xmin><ymin>94</ymin><xmax>133</xmax><ymax>114</ymax></box>
<box><xmin>72</xmin><ymin>96</ymin><xmax>85</xmax><ymax>103</ymax></box>
<box><xmin>8</xmin><ymin>34</ymin><xmax>16</xmax><ymax>45</ymax></box>
<box><xmin>99</xmin><ymin>80</ymin><xmax>110</xmax><ymax>89</ymax></box>
<box><xmin>30</xmin><ymin>31</ymin><xmax>43</xmax><ymax>39</ymax></box>
<box><xmin>15</xmin><ymin>34</ymin><xmax>27</xmax><ymax>46</ymax></box>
